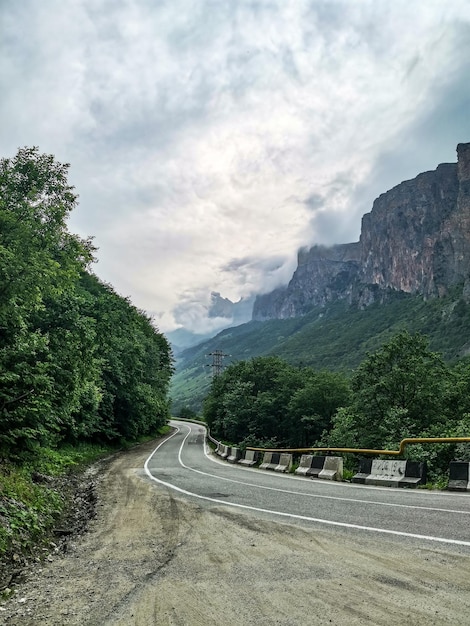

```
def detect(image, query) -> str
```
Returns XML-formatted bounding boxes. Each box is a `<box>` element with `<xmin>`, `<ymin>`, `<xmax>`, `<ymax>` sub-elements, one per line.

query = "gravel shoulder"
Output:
<box><xmin>1</xmin><ymin>436</ymin><xmax>470</xmax><ymax>626</ymax></box>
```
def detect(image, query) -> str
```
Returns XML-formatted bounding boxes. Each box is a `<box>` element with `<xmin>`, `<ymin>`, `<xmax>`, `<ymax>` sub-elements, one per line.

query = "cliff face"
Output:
<box><xmin>253</xmin><ymin>142</ymin><xmax>470</xmax><ymax>321</ymax></box>
<box><xmin>360</xmin><ymin>162</ymin><xmax>459</xmax><ymax>297</ymax></box>
<box><xmin>209</xmin><ymin>291</ymin><xmax>255</xmax><ymax>324</ymax></box>
<box><xmin>253</xmin><ymin>243</ymin><xmax>361</xmax><ymax>320</ymax></box>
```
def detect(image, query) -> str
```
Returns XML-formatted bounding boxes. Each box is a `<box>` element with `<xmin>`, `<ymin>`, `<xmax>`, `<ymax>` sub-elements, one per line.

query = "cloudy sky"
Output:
<box><xmin>2</xmin><ymin>0</ymin><xmax>470</xmax><ymax>334</ymax></box>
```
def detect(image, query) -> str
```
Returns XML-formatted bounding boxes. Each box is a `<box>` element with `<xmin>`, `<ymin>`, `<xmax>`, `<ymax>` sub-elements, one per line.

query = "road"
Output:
<box><xmin>146</xmin><ymin>420</ymin><xmax>470</xmax><ymax>552</ymax></box>
<box><xmin>3</xmin><ymin>426</ymin><xmax>470</xmax><ymax>625</ymax></box>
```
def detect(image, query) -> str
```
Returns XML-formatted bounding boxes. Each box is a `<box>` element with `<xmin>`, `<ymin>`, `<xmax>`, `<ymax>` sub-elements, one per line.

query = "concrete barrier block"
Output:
<box><xmin>448</xmin><ymin>461</ymin><xmax>470</xmax><ymax>491</ymax></box>
<box><xmin>351</xmin><ymin>458</ymin><xmax>373</xmax><ymax>484</ymax></box>
<box><xmin>401</xmin><ymin>460</ymin><xmax>427</xmax><ymax>487</ymax></box>
<box><xmin>366</xmin><ymin>460</ymin><xmax>407</xmax><ymax>487</ymax></box>
<box><xmin>352</xmin><ymin>459</ymin><xmax>426</xmax><ymax>488</ymax></box>
<box><xmin>307</xmin><ymin>456</ymin><xmax>328</xmax><ymax>477</ymax></box>
<box><xmin>238</xmin><ymin>450</ymin><xmax>260</xmax><ymax>466</ymax></box>
<box><xmin>259</xmin><ymin>451</ymin><xmax>273</xmax><ymax>469</ymax></box>
<box><xmin>219</xmin><ymin>444</ymin><xmax>230</xmax><ymax>459</ymax></box>
<box><xmin>295</xmin><ymin>455</ymin><xmax>343</xmax><ymax>480</ymax></box>
<box><xmin>295</xmin><ymin>454</ymin><xmax>314</xmax><ymax>475</ymax></box>
<box><xmin>318</xmin><ymin>456</ymin><xmax>343</xmax><ymax>481</ymax></box>
<box><xmin>295</xmin><ymin>455</ymin><xmax>343</xmax><ymax>479</ymax></box>
<box><xmin>274</xmin><ymin>453</ymin><xmax>293</xmax><ymax>473</ymax></box>
<box><xmin>227</xmin><ymin>447</ymin><xmax>241</xmax><ymax>463</ymax></box>
<box><xmin>259</xmin><ymin>452</ymin><xmax>281</xmax><ymax>470</ymax></box>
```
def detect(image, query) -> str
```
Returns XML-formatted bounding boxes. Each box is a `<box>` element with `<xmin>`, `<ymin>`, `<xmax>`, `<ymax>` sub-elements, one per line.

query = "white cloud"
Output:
<box><xmin>1</xmin><ymin>0</ymin><xmax>470</xmax><ymax>332</ymax></box>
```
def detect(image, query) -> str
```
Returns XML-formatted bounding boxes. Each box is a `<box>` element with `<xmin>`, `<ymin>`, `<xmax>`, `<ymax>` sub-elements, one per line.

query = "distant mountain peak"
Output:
<box><xmin>209</xmin><ymin>291</ymin><xmax>255</xmax><ymax>323</ymax></box>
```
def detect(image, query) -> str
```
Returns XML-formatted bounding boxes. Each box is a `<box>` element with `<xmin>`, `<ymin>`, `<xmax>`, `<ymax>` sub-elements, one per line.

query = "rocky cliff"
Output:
<box><xmin>209</xmin><ymin>291</ymin><xmax>255</xmax><ymax>324</ymax></box>
<box><xmin>253</xmin><ymin>142</ymin><xmax>470</xmax><ymax>321</ymax></box>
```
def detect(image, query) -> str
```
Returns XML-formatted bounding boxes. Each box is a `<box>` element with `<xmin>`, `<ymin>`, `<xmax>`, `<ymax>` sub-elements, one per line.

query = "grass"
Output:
<box><xmin>0</xmin><ymin>426</ymin><xmax>171</xmax><ymax>569</ymax></box>
<box><xmin>0</xmin><ymin>442</ymin><xmax>109</xmax><ymax>565</ymax></box>
<box><xmin>0</xmin><ymin>466</ymin><xmax>63</xmax><ymax>560</ymax></box>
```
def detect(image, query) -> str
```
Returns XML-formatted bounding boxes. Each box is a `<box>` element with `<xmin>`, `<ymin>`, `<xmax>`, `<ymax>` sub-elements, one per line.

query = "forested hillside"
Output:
<box><xmin>202</xmin><ymin>332</ymin><xmax>470</xmax><ymax>482</ymax></box>
<box><xmin>0</xmin><ymin>148</ymin><xmax>173</xmax><ymax>458</ymax></box>
<box><xmin>0</xmin><ymin>148</ymin><xmax>173</xmax><ymax>567</ymax></box>
<box><xmin>171</xmin><ymin>287</ymin><xmax>470</xmax><ymax>414</ymax></box>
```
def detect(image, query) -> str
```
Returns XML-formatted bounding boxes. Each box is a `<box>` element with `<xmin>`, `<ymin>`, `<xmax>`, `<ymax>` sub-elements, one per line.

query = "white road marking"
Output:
<box><xmin>181</xmin><ymin>420</ymin><xmax>470</xmax><ymax>499</ymax></box>
<box><xmin>144</xmin><ymin>426</ymin><xmax>470</xmax><ymax>547</ymax></box>
<box><xmin>174</xmin><ymin>422</ymin><xmax>470</xmax><ymax>516</ymax></box>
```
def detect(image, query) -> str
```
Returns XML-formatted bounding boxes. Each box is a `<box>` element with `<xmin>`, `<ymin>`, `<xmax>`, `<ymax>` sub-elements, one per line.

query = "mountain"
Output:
<box><xmin>167</xmin><ymin>291</ymin><xmax>255</xmax><ymax>354</ymax></box>
<box><xmin>208</xmin><ymin>291</ymin><xmax>255</xmax><ymax>325</ymax></box>
<box><xmin>171</xmin><ymin>142</ymin><xmax>470</xmax><ymax>413</ymax></box>
<box><xmin>170</xmin><ymin>287</ymin><xmax>470</xmax><ymax>413</ymax></box>
<box><xmin>166</xmin><ymin>327</ymin><xmax>216</xmax><ymax>354</ymax></box>
<box><xmin>254</xmin><ymin>142</ymin><xmax>470</xmax><ymax>320</ymax></box>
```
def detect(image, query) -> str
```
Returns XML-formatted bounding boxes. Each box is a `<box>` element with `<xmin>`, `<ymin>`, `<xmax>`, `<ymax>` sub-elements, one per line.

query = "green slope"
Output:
<box><xmin>170</xmin><ymin>288</ymin><xmax>470</xmax><ymax>413</ymax></box>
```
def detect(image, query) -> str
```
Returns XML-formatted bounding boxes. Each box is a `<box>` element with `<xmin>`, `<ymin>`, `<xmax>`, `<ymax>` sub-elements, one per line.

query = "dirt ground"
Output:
<box><xmin>1</xmin><ymin>436</ymin><xmax>470</xmax><ymax>626</ymax></box>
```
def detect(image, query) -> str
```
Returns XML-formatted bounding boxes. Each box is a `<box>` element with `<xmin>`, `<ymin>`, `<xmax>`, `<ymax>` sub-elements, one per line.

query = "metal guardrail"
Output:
<box><xmin>247</xmin><ymin>437</ymin><xmax>470</xmax><ymax>457</ymax></box>
<box><xmin>170</xmin><ymin>420</ymin><xmax>470</xmax><ymax>458</ymax></box>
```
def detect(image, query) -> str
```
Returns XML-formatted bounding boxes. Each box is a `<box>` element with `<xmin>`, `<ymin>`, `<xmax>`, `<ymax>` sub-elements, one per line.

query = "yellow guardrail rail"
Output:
<box><xmin>247</xmin><ymin>437</ymin><xmax>470</xmax><ymax>457</ymax></box>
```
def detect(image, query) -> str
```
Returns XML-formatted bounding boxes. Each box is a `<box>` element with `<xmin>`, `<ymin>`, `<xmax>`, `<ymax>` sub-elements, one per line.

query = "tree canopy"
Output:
<box><xmin>203</xmin><ymin>331</ymin><xmax>470</xmax><ymax>478</ymax></box>
<box><xmin>0</xmin><ymin>147</ymin><xmax>173</xmax><ymax>458</ymax></box>
<box><xmin>203</xmin><ymin>356</ymin><xmax>350</xmax><ymax>448</ymax></box>
<box><xmin>343</xmin><ymin>331</ymin><xmax>448</xmax><ymax>448</ymax></box>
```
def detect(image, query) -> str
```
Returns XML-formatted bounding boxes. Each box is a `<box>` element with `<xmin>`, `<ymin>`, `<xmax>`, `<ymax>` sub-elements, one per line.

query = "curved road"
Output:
<box><xmin>145</xmin><ymin>420</ymin><xmax>470</xmax><ymax>553</ymax></box>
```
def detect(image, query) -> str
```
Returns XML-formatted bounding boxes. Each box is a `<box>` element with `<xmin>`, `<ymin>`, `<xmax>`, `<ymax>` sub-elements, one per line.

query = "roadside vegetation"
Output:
<box><xmin>0</xmin><ymin>443</ymin><xmax>107</xmax><ymax>569</ymax></box>
<box><xmin>203</xmin><ymin>331</ymin><xmax>470</xmax><ymax>483</ymax></box>
<box><xmin>0</xmin><ymin>148</ymin><xmax>173</xmax><ymax>570</ymax></box>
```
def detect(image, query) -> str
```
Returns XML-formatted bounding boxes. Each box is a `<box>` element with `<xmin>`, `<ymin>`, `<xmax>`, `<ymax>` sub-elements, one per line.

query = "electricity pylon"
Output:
<box><xmin>206</xmin><ymin>349</ymin><xmax>229</xmax><ymax>377</ymax></box>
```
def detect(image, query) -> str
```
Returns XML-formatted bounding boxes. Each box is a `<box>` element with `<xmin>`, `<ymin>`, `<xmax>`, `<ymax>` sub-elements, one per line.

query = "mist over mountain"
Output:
<box><xmin>253</xmin><ymin>142</ymin><xmax>470</xmax><ymax>320</ymax></box>
<box><xmin>174</xmin><ymin>142</ymin><xmax>470</xmax><ymax>344</ymax></box>
<box><xmin>167</xmin><ymin>291</ymin><xmax>255</xmax><ymax>352</ymax></box>
<box><xmin>171</xmin><ymin>142</ymin><xmax>470</xmax><ymax>413</ymax></box>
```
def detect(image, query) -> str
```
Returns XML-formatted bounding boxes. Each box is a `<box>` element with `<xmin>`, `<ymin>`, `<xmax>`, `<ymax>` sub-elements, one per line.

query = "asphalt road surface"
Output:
<box><xmin>146</xmin><ymin>420</ymin><xmax>470</xmax><ymax>553</ymax></box>
<box><xmin>3</xmin><ymin>424</ymin><xmax>470</xmax><ymax>625</ymax></box>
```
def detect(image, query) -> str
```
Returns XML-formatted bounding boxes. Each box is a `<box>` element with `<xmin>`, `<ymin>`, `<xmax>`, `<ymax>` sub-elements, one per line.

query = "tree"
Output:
<box><xmin>80</xmin><ymin>273</ymin><xmax>173</xmax><ymax>442</ymax></box>
<box><xmin>327</xmin><ymin>331</ymin><xmax>449</xmax><ymax>450</ymax></box>
<box><xmin>445</xmin><ymin>358</ymin><xmax>470</xmax><ymax>423</ymax></box>
<box><xmin>0</xmin><ymin>147</ymin><xmax>173</xmax><ymax>456</ymax></box>
<box><xmin>287</xmin><ymin>370</ymin><xmax>350</xmax><ymax>446</ymax></box>
<box><xmin>203</xmin><ymin>356</ymin><xmax>348</xmax><ymax>448</ymax></box>
<box><xmin>0</xmin><ymin>148</ymin><xmax>94</xmax><ymax>455</ymax></box>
